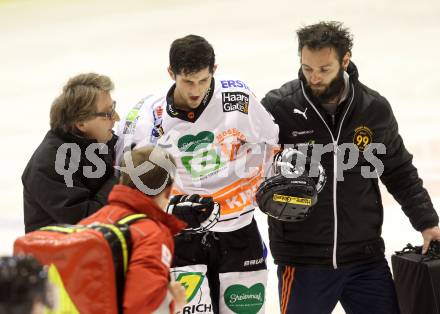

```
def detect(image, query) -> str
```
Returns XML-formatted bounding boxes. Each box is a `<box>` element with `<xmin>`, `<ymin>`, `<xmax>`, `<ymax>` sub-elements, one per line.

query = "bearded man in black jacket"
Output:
<box><xmin>22</xmin><ymin>73</ymin><xmax>120</xmax><ymax>233</ymax></box>
<box><xmin>261</xmin><ymin>21</ymin><xmax>440</xmax><ymax>314</ymax></box>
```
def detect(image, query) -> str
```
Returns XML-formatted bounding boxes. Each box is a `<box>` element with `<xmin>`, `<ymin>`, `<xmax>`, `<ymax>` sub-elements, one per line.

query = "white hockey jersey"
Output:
<box><xmin>116</xmin><ymin>77</ymin><xmax>279</xmax><ymax>232</ymax></box>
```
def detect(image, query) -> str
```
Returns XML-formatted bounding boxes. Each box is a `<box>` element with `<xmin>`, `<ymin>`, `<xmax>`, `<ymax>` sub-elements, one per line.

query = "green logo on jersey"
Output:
<box><xmin>178</xmin><ymin>131</ymin><xmax>214</xmax><ymax>152</ymax></box>
<box><xmin>178</xmin><ymin>131</ymin><xmax>224</xmax><ymax>178</ymax></box>
<box><xmin>176</xmin><ymin>272</ymin><xmax>205</xmax><ymax>302</ymax></box>
<box><xmin>224</xmin><ymin>283</ymin><xmax>265</xmax><ymax>314</ymax></box>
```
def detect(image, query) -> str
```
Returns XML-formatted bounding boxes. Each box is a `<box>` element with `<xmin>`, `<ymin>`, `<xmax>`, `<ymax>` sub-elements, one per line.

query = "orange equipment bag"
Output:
<box><xmin>13</xmin><ymin>214</ymin><xmax>146</xmax><ymax>314</ymax></box>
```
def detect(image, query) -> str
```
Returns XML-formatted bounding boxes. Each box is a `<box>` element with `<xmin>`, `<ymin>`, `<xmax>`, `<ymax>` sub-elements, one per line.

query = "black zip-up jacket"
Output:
<box><xmin>22</xmin><ymin>129</ymin><xmax>118</xmax><ymax>233</ymax></box>
<box><xmin>261</xmin><ymin>62</ymin><xmax>438</xmax><ymax>267</ymax></box>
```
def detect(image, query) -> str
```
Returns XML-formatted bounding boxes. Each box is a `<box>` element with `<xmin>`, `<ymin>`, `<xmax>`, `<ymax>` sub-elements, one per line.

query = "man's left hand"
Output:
<box><xmin>421</xmin><ymin>226</ymin><xmax>440</xmax><ymax>254</ymax></box>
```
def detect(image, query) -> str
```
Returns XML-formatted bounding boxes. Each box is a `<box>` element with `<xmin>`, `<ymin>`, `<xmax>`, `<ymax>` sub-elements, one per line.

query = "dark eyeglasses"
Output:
<box><xmin>93</xmin><ymin>101</ymin><xmax>116</xmax><ymax>119</ymax></box>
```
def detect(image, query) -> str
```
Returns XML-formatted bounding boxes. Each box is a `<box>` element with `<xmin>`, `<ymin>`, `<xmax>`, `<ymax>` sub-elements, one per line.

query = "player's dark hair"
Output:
<box><xmin>0</xmin><ymin>255</ymin><xmax>49</xmax><ymax>314</ymax></box>
<box><xmin>169</xmin><ymin>35</ymin><xmax>215</xmax><ymax>75</ymax></box>
<box><xmin>297</xmin><ymin>21</ymin><xmax>353</xmax><ymax>62</ymax></box>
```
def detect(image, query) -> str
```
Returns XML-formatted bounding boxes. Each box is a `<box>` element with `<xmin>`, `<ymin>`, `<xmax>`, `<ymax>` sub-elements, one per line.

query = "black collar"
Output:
<box><xmin>165</xmin><ymin>78</ymin><xmax>215</xmax><ymax>123</ymax></box>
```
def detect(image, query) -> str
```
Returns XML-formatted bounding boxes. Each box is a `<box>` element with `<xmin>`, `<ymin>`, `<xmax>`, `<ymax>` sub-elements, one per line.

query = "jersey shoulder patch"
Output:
<box><xmin>217</xmin><ymin>78</ymin><xmax>254</xmax><ymax>115</ymax></box>
<box><xmin>219</xmin><ymin>78</ymin><xmax>251</xmax><ymax>92</ymax></box>
<box><xmin>122</xmin><ymin>95</ymin><xmax>154</xmax><ymax>135</ymax></box>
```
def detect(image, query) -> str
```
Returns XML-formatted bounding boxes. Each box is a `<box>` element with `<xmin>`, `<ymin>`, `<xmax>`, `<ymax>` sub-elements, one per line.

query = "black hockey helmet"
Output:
<box><xmin>256</xmin><ymin>147</ymin><xmax>326</xmax><ymax>222</ymax></box>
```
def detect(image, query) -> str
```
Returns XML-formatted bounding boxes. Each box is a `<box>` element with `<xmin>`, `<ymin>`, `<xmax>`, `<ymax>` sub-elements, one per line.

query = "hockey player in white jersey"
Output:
<box><xmin>116</xmin><ymin>35</ymin><xmax>279</xmax><ymax>314</ymax></box>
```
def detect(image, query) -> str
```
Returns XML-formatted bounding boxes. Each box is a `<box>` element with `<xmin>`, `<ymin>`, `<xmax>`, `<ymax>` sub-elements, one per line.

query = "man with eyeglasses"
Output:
<box><xmin>22</xmin><ymin>73</ymin><xmax>121</xmax><ymax>233</ymax></box>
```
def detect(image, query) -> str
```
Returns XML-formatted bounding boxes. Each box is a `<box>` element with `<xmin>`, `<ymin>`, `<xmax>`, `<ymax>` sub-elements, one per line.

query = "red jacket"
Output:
<box><xmin>80</xmin><ymin>184</ymin><xmax>186</xmax><ymax>314</ymax></box>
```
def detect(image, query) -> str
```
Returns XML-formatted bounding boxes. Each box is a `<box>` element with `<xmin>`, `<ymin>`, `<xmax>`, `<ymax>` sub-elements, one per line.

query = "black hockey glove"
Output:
<box><xmin>166</xmin><ymin>194</ymin><xmax>220</xmax><ymax>233</ymax></box>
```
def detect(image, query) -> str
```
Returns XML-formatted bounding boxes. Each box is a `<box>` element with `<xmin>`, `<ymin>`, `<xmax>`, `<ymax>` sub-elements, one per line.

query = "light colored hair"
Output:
<box><xmin>119</xmin><ymin>146</ymin><xmax>176</xmax><ymax>196</ymax></box>
<box><xmin>49</xmin><ymin>73</ymin><xmax>114</xmax><ymax>133</ymax></box>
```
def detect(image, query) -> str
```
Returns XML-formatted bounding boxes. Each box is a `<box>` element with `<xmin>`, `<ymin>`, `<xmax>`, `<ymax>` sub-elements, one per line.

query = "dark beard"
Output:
<box><xmin>305</xmin><ymin>67</ymin><xmax>345</xmax><ymax>104</ymax></box>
